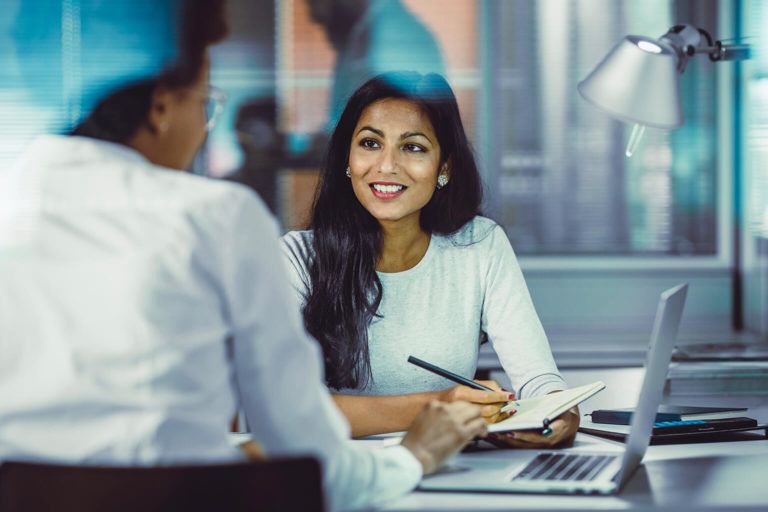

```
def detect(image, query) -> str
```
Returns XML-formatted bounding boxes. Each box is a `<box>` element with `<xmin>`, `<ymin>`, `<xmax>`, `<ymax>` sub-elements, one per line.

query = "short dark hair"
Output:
<box><xmin>302</xmin><ymin>71</ymin><xmax>483</xmax><ymax>390</ymax></box>
<box><xmin>70</xmin><ymin>0</ymin><xmax>228</xmax><ymax>143</ymax></box>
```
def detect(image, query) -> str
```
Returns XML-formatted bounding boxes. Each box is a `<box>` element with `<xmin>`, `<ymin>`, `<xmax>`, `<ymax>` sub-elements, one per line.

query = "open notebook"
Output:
<box><xmin>489</xmin><ymin>381</ymin><xmax>605</xmax><ymax>433</ymax></box>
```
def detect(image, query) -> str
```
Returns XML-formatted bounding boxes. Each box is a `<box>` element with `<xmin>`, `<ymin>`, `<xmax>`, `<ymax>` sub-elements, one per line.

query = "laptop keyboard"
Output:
<box><xmin>512</xmin><ymin>453</ymin><xmax>616</xmax><ymax>482</ymax></box>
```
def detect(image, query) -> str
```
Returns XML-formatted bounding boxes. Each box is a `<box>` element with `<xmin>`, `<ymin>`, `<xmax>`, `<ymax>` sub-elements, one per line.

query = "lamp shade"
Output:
<box><xmin>578</xmin><ymin>35</ymin><xmax>683</xmax><ymax>128</ymax></box>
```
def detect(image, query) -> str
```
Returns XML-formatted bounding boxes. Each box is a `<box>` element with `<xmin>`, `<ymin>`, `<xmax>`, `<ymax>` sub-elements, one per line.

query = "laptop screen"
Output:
<box><xmin>616</xmin><ymin>283</ymin><xmax>688</xmax><ymax>487</ymax></box>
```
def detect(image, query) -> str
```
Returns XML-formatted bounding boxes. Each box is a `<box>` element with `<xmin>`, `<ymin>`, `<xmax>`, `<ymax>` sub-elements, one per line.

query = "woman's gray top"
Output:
<box><xmin>280</xmin><ymin>216</ymin><xmax>566</xmax><ymax>398</ymax></box>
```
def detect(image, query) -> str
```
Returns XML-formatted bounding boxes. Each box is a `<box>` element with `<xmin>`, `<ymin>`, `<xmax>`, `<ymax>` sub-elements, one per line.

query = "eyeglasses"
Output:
<box><xmin>203</xmin><ymin>86</ymin><xmax>227</xmax><ymax>131</ymax></box>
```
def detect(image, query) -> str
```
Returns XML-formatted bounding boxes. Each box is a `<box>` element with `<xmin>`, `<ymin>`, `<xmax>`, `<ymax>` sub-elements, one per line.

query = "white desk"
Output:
<box><xmin>382</xmin><ymin>433</ymin><xmax>768</xmax><ymax>511</ymax></box>
<box><xmin>380</xmin><ymin>366</ymin><xmax>768</xmax><ymax>511</ymax></box>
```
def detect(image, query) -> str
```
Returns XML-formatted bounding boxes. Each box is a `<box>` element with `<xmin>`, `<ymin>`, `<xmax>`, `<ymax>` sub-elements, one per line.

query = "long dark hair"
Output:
<box><xmin>70</xmin><ymin>0</ymin><xmax>228</xmax><ymax>143</ymax></box>
<box><xmin>304</xmin><ymin>71</ymin><xmax>483</xmax><ymax>390</ymax></box>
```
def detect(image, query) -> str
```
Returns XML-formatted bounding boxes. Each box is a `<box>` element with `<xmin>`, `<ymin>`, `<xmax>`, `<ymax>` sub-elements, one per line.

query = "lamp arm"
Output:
<box><xmin>660</xmin><ymin>24</ymin><xmax>751</xmax><ymax>70</ymax></box>
<box><xmin>699</xmin><ymin>42</ymin><xmax>752</xmax><ymax>62</ymax></box>
<box><xmin>688</xmin><ymin>28</ymin><xmax>750</xmax><ymax>62</ymax></box>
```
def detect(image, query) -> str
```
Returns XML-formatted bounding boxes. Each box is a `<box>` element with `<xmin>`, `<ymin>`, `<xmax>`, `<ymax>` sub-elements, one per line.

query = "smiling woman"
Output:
<box><xmin>348</xmin><ymin>97</ymin><xmax>447</xmax><ymax>230</ymax></box>
<box><xmin>280</xmin><ymin>72</ymin><xmax>576</xmax><ymax>445</ymax></box>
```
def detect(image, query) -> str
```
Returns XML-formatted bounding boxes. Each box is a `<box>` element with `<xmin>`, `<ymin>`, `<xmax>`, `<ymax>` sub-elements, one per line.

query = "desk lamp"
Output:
<box><xmin>577</xmin><ymin>23</ymin><xmax>750</xmax><ymax>156</ymax></box>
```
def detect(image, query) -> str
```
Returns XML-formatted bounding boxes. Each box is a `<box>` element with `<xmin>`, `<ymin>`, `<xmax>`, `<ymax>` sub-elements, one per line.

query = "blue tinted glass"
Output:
<box><xmin>0</xmin><ymin>0</ymin><xmax>179</xmax><ymax>166</ymax></box>
<box><xmin>489</xmin><ymin>0</ymin><xmax>719</xmax><ymax>255</ymax></box>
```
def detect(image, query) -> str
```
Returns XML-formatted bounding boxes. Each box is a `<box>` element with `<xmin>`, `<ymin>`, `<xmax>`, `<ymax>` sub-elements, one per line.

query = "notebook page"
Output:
<box><xmin>488</xmin><ymin>381</ymin><xmax>605</xmax><ymax>432</ymax></box>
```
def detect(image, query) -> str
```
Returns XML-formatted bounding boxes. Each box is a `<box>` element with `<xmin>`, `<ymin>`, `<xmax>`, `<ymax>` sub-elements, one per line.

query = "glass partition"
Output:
<box><xmin>1</xmin><ymin>0</ymin><xmax>747</xmax><ymax>337</ymax></box>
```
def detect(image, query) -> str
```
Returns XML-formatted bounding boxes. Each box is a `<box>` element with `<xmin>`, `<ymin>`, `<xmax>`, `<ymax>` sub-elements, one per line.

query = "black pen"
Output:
<box><xmin>407</xmin><ymin>355</ymin><xmax>495</xmax><ymax>391</ymax></box>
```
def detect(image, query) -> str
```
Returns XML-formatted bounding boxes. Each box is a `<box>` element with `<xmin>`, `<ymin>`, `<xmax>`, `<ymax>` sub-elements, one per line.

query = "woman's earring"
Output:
<box><xmin>345</xmin><ymin>166</ymin><xmax>351</xmax><ymax>178</ymax></box>
<box><xmin>436</xmin><ymin>174</ymin><xmax>449</xmax><ymax>189</ymax></box>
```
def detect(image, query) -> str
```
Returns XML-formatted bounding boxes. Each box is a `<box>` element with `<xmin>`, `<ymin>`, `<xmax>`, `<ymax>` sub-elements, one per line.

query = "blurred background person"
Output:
<box><xmin>307</xmin><ymin>0</ymin><xmax>446</xmax><ymax>130</ymax></box>
<box><xmin>225</xmin><ymin>97</ymin><xmax>284</xmax><ymax>215</ymax></box>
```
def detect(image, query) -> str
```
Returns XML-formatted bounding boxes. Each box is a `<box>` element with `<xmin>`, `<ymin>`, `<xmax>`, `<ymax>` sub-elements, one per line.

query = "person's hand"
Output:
<box><xmin>401</xmin><ymin>400</ymin><xmax>488</xmax><ymax>475</ymax></box>
<box><xmin>238</xmin><ymin>440</ymin><xmax>266</xmax><ymax>460</ymax></box>
<box><xmin>486</xmin><ymin>406</ymin><xmax>580</xmax><ymax>449</ymax></box>
<box><xmin>438</xmin><ymin>380</ymin><xmax>514</xmax><ymax>424</ymax></box>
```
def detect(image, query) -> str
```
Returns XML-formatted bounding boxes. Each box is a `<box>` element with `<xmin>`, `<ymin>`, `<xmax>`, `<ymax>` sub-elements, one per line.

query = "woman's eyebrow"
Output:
<box><xmin>355</xmin><ymin>126</ymin><xmax>433</xmax><ymax>144</ymax></box>
<box><xmin>356</xmin><ymin>126</ymin><xmax>384</xmax><ymax>137</ymax></box>
<box><xmin>401</xmin><ymin>131</ymin><xmax>432</xmax><ymax>143</ymax></box>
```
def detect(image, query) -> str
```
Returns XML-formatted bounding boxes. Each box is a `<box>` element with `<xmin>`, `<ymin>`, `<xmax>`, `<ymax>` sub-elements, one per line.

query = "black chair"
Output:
<box><xmin>0</xmin><ymin>457</ymin><xmax>324</xmax><ymax>512</ymax></box>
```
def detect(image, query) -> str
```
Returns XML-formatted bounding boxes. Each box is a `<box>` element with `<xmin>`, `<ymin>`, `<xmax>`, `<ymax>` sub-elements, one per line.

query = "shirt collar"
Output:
<box><xmin>22</xmin><ymin>135</ymin><xmax>150</xmax><ymax>169</ymax></box>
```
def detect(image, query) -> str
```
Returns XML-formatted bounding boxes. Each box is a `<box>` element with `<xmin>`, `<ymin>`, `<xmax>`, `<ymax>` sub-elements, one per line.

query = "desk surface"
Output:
<box><xmin>382</xmin><ymin>434</ymin><xmax>768</xmax><ymax>511</ymax></box>
<box><xmin>382</xmin><ymin>366</ymin><xmax>768</xmax><ymax>511</ymax></box>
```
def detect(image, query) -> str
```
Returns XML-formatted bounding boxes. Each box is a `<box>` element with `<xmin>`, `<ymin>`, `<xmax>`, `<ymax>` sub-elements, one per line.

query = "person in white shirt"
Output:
<box><xmin>280</xmin><ymin>72</ymin><xmax>579</xmax><ymax>447</ymax></box>
<box><xmin>0</xmin><ymin>4</ymin><xmax>487</xmax><ymax>511</ymax></box>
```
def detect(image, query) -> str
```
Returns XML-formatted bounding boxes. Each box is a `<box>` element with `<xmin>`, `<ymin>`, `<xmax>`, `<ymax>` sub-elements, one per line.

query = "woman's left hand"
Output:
<box><xmin>485</xmin><ymin>406</ymin><xmax>580</xmax><ymax>449</ymax></box>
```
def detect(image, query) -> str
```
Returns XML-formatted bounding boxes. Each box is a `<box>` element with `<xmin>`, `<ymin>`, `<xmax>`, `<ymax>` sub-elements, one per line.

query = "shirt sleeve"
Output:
<box><xmin>278</xmin><ymin>231</ymin><xmax>313</xmax><ymax>310</ymax></box>
<box><xmin>220</xmin><ymin>192</ymin><xmax>422</xmax><ymax>511</ymax></box>
<box><xmin>480</xmin><ymin>225</ymin><xmax>567</xmax><ymax>398</ymax></box>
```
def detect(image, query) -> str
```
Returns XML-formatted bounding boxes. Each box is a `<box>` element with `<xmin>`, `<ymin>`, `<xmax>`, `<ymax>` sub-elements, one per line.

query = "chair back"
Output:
<box><xmin>0</xmin><ymin>457</ymin><xmax>324</xmax><ymax>512</ymax></box>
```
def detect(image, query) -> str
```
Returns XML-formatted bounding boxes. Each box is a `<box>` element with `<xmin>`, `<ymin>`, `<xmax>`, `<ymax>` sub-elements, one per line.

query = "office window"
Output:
<box><xmin>742</xmin><ymin>0</ymin><xmax>768</xmax><ymax>336</ymax></box>
<box><xmin>206</xmin><ymin>0</ymin><xmax>276</xmax><ymax>178</ymax></box>
<box><xmin>3</xmin><ymin>0</ymin><xmax>724</xmax><ymax>261</ymax></box>
<box><xmin>0</xmin><ymin>0</ymin><xmax>178</xmax><ymax>170</ymax></box>
<box><xmin>238</xmin><ymin>0</ymin><xmax>730</xmax><ymax>333</ymax></box>
<box><xmin>485</xmin><ymin>0</ymin><xmax>719</xmax><ymax>255</ymax></box>
<box><xmin>1</xmin><ymin>0</ymin><xmax>744</xmax><ymax>333</ymax></box>
<box><xmin>234</xmin><ymin>0</ymin><xmax>721</xmax><ymax>258</ymax></box>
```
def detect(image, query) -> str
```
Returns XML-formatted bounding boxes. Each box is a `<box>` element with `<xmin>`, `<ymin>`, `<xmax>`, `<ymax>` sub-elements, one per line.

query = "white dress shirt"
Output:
<box><xmin>0</xmin><ymin>135</ymin><xmax>421</xmax><ymax>511</ymax></box>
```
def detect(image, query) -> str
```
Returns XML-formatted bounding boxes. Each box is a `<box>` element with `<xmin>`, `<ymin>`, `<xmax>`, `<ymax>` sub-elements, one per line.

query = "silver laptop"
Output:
<box><xmin>420</xmin><ymin>283</ymin><xmax>688</xmax><ymax>495</ymax></box>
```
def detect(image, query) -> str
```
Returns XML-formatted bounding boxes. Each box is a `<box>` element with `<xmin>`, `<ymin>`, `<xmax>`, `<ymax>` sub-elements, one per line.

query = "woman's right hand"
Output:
<box><xmin>437</xmin><ymin>380</ymin><xmax>514</xmax><ymax>424</ymax></box>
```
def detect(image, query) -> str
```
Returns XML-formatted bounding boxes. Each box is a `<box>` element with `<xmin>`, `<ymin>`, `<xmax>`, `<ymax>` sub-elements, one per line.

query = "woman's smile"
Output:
<box><xmin>348</xmin><ymin>98</ymin><xmax>442</xmax><ymax>225</ymax></box>
<box><xmin>370</xmin><ymin>181</ymin><xmax>408</xmax><ymax>199</ymax></box>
